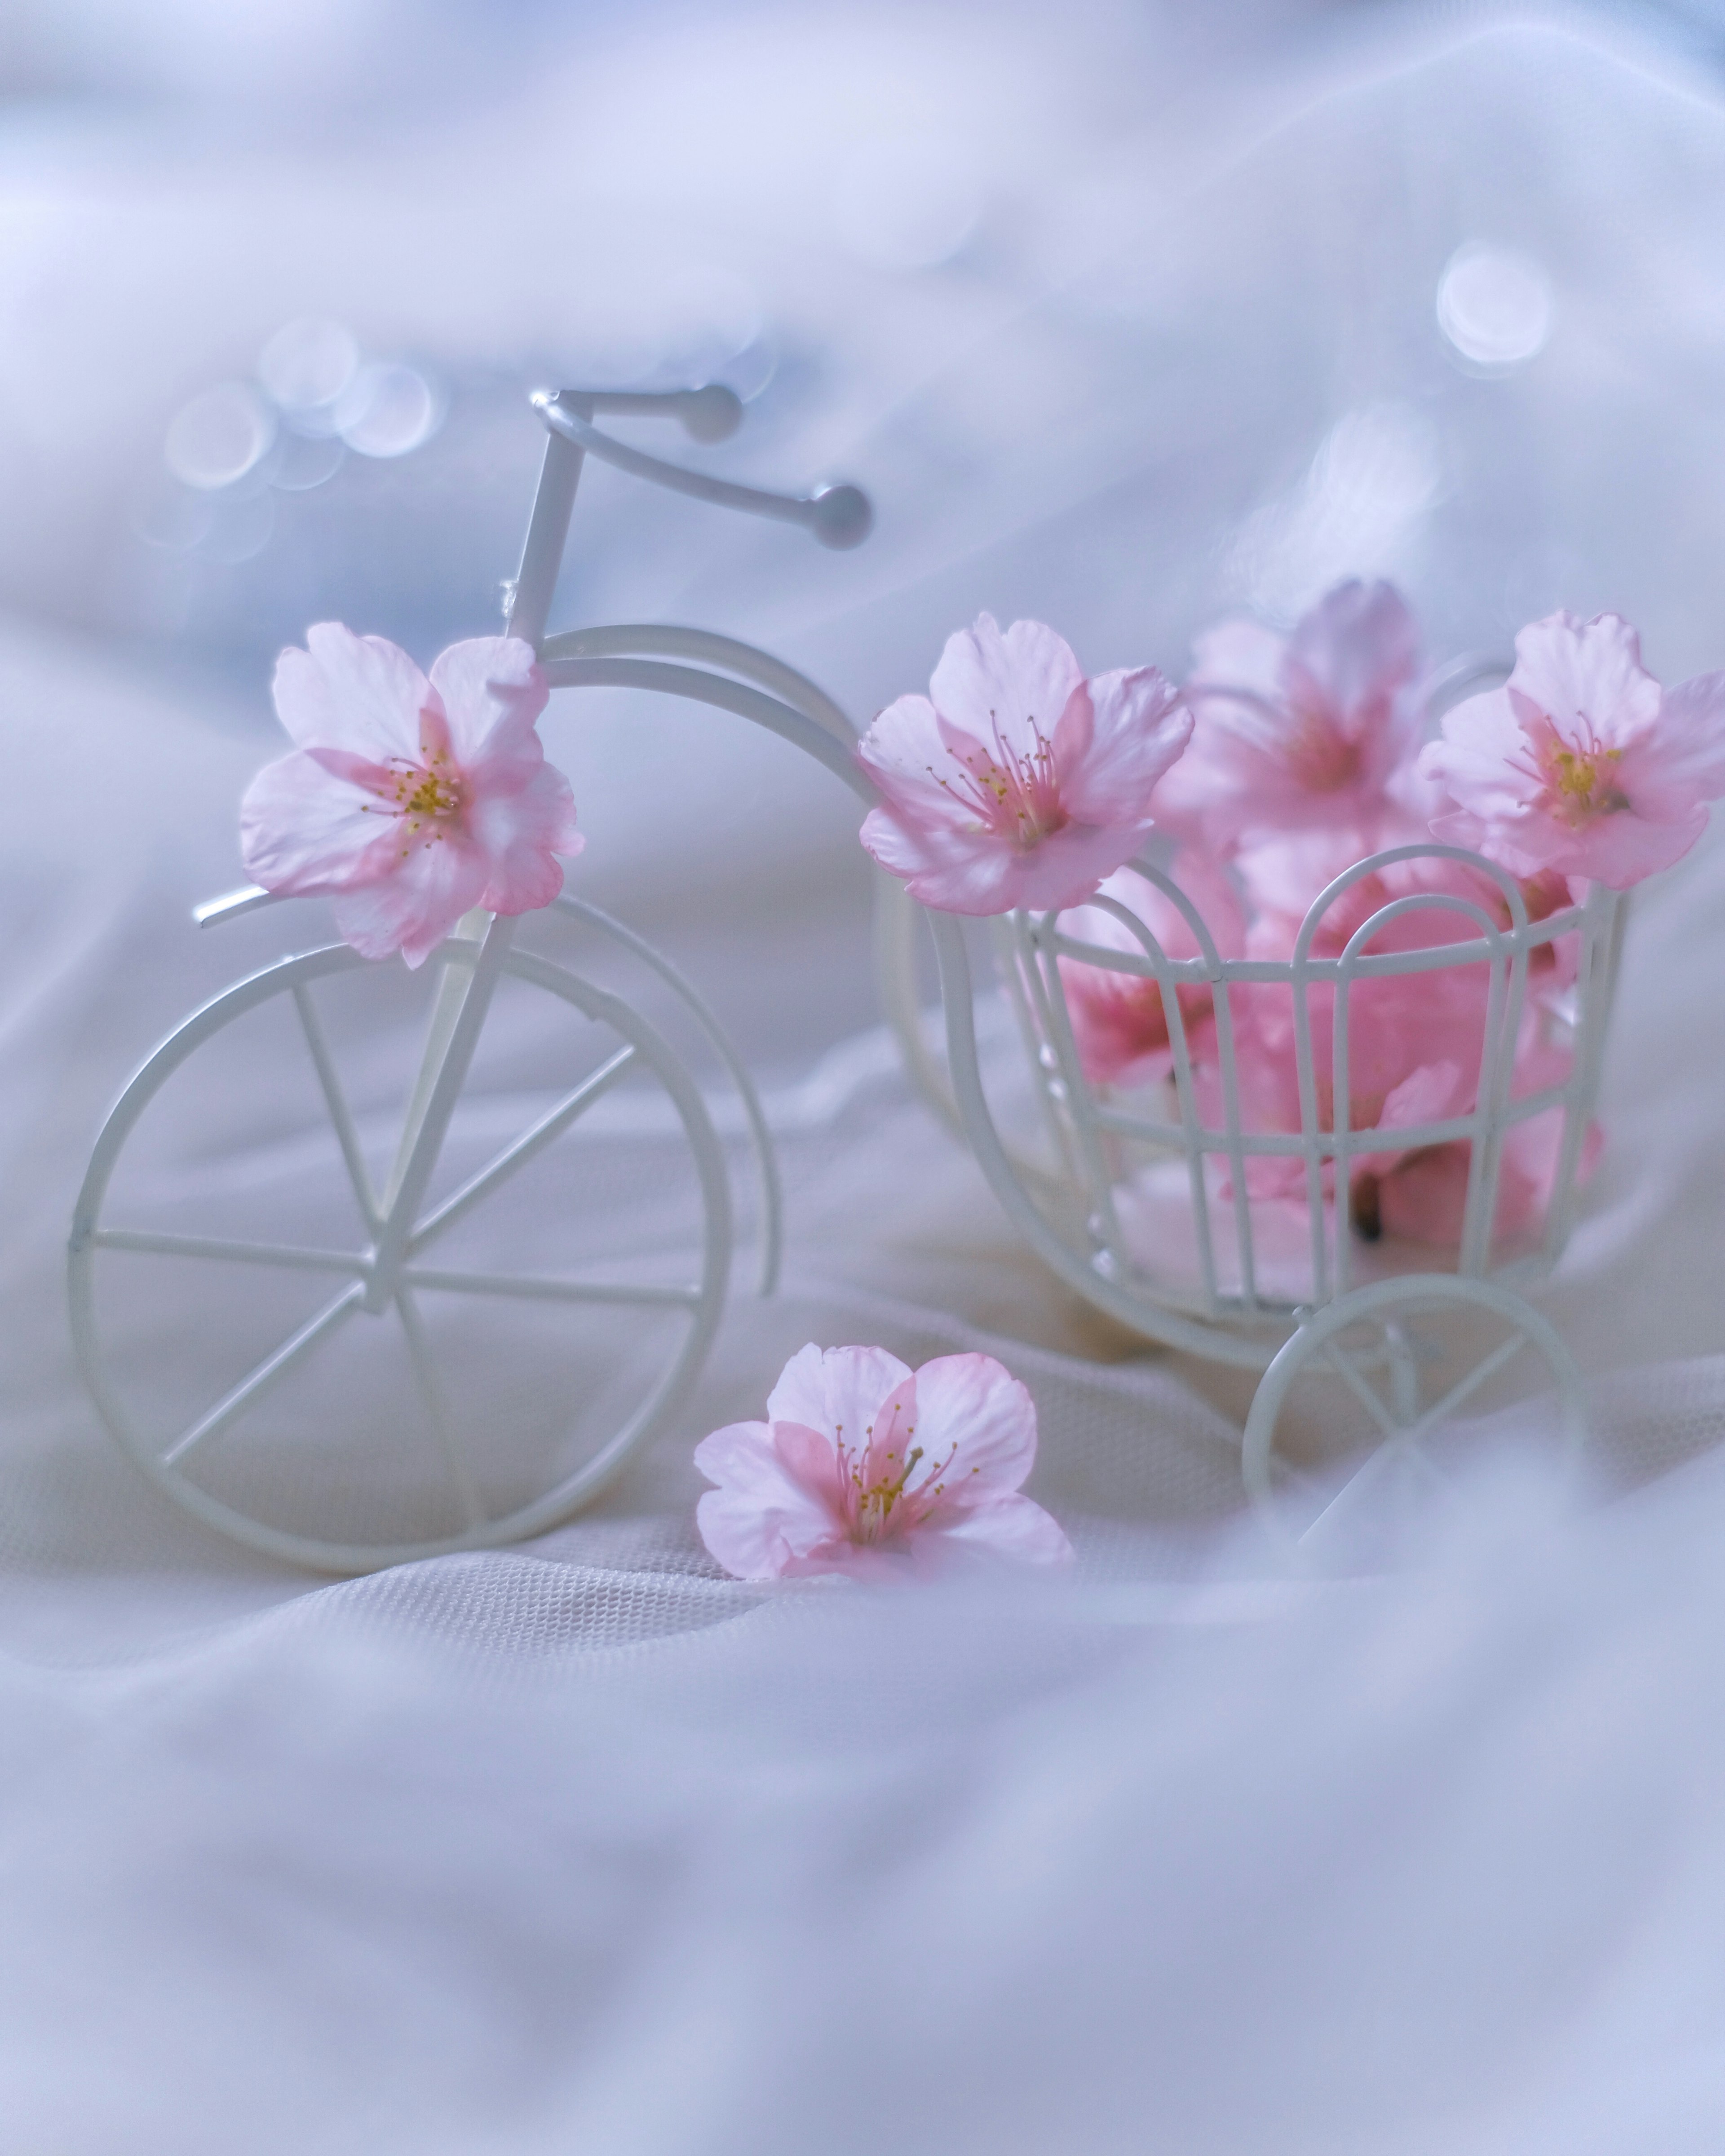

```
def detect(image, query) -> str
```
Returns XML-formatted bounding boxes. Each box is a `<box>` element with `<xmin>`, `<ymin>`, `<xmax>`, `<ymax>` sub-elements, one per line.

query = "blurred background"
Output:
<box><xmin>7</xmin><ymin>0</ymin><xmax>1725</xmax><ymax>1062</ymax></box>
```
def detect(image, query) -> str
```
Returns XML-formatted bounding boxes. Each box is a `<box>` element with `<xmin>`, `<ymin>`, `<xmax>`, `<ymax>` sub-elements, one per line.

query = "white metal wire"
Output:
<box><xmin>1000</xmin><ymin>850</ymin><xmax>1617</xmax><ymax>1332</ymax></box>
<box><xmin>1240</xmin><ymin>1274</ymin><xmax>1590</xmax><ymax>1561</ymax></box>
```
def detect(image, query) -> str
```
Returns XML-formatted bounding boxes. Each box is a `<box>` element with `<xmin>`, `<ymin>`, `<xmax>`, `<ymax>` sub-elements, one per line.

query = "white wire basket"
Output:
<box><xmin>877</xmin><ymin>832</ymin><xmax>1622</xmax><ymax>1546</ymax></box>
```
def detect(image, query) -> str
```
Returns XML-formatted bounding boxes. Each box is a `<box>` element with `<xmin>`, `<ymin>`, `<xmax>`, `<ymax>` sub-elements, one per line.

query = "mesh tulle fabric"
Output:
<box><xmin>5</xmin><ymin>608</ymin><xmax>1725</xmax><ymax>2155</ymax></box>
<box><xmin>12</xmin><ymin>12</ymin><xmax>1725</xmax><ymax>2147</ymax></box>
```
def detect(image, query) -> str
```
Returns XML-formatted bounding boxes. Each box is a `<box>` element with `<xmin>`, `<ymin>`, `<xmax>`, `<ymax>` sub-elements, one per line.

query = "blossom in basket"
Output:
<box><xmin>1199</xmin><ymin>849</ymin><xmax>1521</xmax><ymax>1219</ymax></box>
<box><xmin>694</xmin><ymin>1343</ymin><xmax>1072</xmax><ymax>1582</ymax></box>
<box><xmin>1056</xmin><ymin>853</ymin><xmax>1247</xmax><ymax>1089</ymax></box>
<box><xmin>1237</xmin><ymin>851</ymin><xmax>1505</xmax><ymax>1139</ymax></box>
<box><xmin>1155</xmin><ymin>579</ymin><xmax>1422</xmax><ymax>851</ymax></box>
<box><xmin>1355</xmin><ymin>1038</ymin><xmax>1603</xmax><ymax>1249</ymax></box>
<box><xmin>241</xmin><ymin>625</ymin><xmax>580</xmax><ymax>968</ymax></box>
<box><xmin>1419</xmin><ymin>610</ymin><xmax>1725</xmax><ymax>889</ymax></box>
<box><xmin>858</xmin><ymin>614</ymin><xmax>1192</xmax><ymax>915</ymax></box>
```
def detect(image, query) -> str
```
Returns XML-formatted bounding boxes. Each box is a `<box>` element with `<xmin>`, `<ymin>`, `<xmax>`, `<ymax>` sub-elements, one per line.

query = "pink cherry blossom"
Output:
<box><xmin>694</xmin><ymin>1343</ymin><xmax>1072</xmax><ymax>1582</ymax></box>
<box><xmin>858</xmin><ymin>614</ymin><xmax>1192</xmax><ymax>915</ymax></box>
<box><xmin>1362</xmin><ymin>1040</ymin><xmax>1603</xmax><ymax>1250</ymax></box>
<box><xmin>240</xmin><ymin>624</ymin><xmax>581</xmax><ymax>968</ymax></box>
<box><xmin>1056</xmin><ymin>853</ymin><xmax>1246</xmax><ymax>1089</ymax></box>
<box><xmin>1155</xmin><ymin>580</ymin><xmax>1422</xmax><ymax>852</ymax></box>
<box><xmin>1419</xmin><ymin>610</ymin><xmax>1725</xmax><ymax>889</ymax></box>
<box><xmin>1235</xmin><ymin>852</ymin><xmax>1504</xmax><ymax>1150</ymax></box>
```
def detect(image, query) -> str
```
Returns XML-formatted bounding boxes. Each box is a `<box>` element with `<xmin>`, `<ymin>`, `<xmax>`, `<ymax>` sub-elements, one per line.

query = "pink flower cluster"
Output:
<box><xmin>862</xmin><ymin>592</ymin><xmax>1725</xmax><ymax>1253</ymax></box>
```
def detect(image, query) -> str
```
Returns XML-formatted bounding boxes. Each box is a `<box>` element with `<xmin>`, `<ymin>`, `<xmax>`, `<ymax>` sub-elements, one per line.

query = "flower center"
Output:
<box><xmin>400</xmin><ymin>768</ymin><xmax>461</xmax><ymax>819</ymax></box>
<box><xmin>371</xmin><ymin>740</ymin><xmax>466</xmax><ymax>853</ymax></box>
<box><xmin>1284</xmin><ymin>708</ymin><xmax>1364</xmax><ymax>795</ymax></box>
<box><xmin>932</xmin><ymin>716</ymin><xmax>1069</xmax><ymax>851</ymax></box>
<box><xmin>1535</xmin><ymin>720</ymin><xmax>1630</xmax><ymax>828</ymax></box>
<box><xmin>832</xmin><ymin>1396</ymin><xmax>967</xmax><ymax>1545</ymax></box>
<box><xmin>1545</xmin><ymin>741</ymin><xmax>1626</xmax><ymax>823</ymax></box>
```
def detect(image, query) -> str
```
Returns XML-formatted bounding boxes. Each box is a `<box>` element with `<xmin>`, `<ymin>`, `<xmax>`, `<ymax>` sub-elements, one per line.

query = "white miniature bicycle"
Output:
<box><xmin>72</xmin><ymin>383</ymin><xmax>1616</xmax><ymax>1573</ymax></box>
<box><xmin>70</xmin><ymin>385</ymin><xmax>875</xmax><ymax>1573</ymax></box>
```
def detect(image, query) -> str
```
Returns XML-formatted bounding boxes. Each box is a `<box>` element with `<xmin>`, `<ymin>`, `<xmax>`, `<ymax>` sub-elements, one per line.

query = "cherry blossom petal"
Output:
<box><xmin>472</xmin><ymin>762</ymin><xmax>582</xmax><ymax>914</ymax></box>
<box><xmin>1352</xmin><ymin>1061</ymin><xmax>1468</xmax><ymax>1166</ymax></box>
<box><xmin>1171</xmin><ymin>580</ymin><xmax>1423</xmax><ymax>848</ymax></box>
<box><xmin>428</xmin><ymin>636</ymin><xmax>550</xmax><ymax>773</ymax></box>
<box><xmin>859</xmin><ymin>619</ymin><xmax>1190</xmax><ymax>918</ymax></box>
<box><xmin>771</xmin><ymin>1420</ymin><xmax>856</xmax><ymax>1512</ymax></box>
<box><xmin>764</xmin><ymin>1343</ymin><xmax>914</xmax><ymax>1454</ymax></box>
<box><xmin>693</xmin><ymin>1423</ymin><xmax>841</xmax><ymax>1582</ymax></box>
<box><xmin>1059</xmin><ymin>668</ymin><xmax>1192</xmax><ymax>826</ymax></box>
<box><xmin>857</xmin><ymin>806</ymin><xmax>1022</xmax><ymax>912</ymax></box>
<box><xmin>1190</xmin><ymin>615</ymin><xmax>1285</xmax><ymax>701</ymax></box>
<box><xmin>1284</xmin><ymin>579</ymin><xmax>1419</xmax><ymax>724</ymax></box>
<box><xmin>1236</xmin><ymin>824</ymin><xmax>1397</xmax><ymax>923</ymax></box>
<box><xmin>903</xmin><ymin>1352</ymin><xmax>1039</xmax><ymax>1496</ymax></box>
<box><xmin>861</xmin><ymin>809</ymin><xmax>1145</xmax><ymax>917</ymax></box>
<box><xmin>691</xmin><ymin>1417</ymin><xmax>782</xmax><ymax>1489</ymax></box>
<box><xmin>1373</xmin><ymin>1144</ymin><xmax>1471</xmax><ymax>1247</ymax></box>
<box><xmin>936</xmin><ymin>1491</ymin><xmax>1074</xmax><ymax>1564</ymax></box>
<box><xmin>329</xmin><ymin>837</ymin><xmax>491</xmax><ymax>968</ymax></box>
<box><xmin>1619</xmin><ymin>673</ymin><xmax>1725</xmax><ymax>810</ymax></box>
<box><xmin>1012</xmin><ymin>822</ymin><xmax>1174</xmax><ymax>914</ymax></box>
<box><xmin>928</xmin><ymin>614</ymin><xmax>1084</xmax><ymax>760</ymax></box>
<box><xmin>240</xmin><ymin>751</ymin><xmax>400</xmax><ymax>893</ymax></box>
<box><xmin>1424</xmin><ymin>622</ymin><xmax>1723</xmax><ymax>889</ymax></box>
<box><xmin>1508</xmin><ymin>610</ymin><xmax>1660</xmax><ymax>742</ymax></box>
<box><xmin>1427</xmin><ymin>803</ymin><xmax>1550</xmax><ymax>880</ymax></box>
<box><xmin>273</xmin><ymin>623</ymin><xmax>431</xmax><ymax>761</ymax></box>
<box><xmin>1416</xmin><ymin>689</ymin><xmax>1531</xmax><ymax>824</ymax></box>
<box><xmin>855</xmin><ymin>697</ymin><xmax>982</xmax><ymax>835</ymax></box>
<box><xmin>1057</xmin><ymin>857</ymin><xmax>1246</xmax><ymax>1089</ymax></box>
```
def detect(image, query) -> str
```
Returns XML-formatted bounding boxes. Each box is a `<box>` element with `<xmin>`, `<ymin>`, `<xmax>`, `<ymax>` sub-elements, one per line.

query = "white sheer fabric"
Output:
<box><xmin>7</xmin><ymin>8</ymin><xmax>1725</xmax><ymax>2148</ymax></box>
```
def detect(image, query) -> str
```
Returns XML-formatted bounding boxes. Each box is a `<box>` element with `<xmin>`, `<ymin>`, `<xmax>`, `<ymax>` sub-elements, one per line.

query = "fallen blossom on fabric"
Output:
<box><xmin>1419</xmin><ymin>610</ymin><xmax>1725</xmax><ymax>888</ymax></box>
<box><xmin>858</xmin><ymin>614</ymin><xmax>1191</xmax><ymax>915</ymax></box>
<box><xmin>1057</xmin><ymin>854</ymin><xmax>1247</xmax><ymax>1088</ymax></box>
<box><xmin>1155</xmin><ymin>580</ymin><xmax>1423</xmax><ymax>852</ymax></box>
<box><xmin>241</xmin><ymin>625</ymin><xmax>580</xmax><ymax>967</ymax></box>
<box><xmin>694</xmin><ymin>1343</ymin><xmax>1073</xmax><ymax>1582</ymax></box>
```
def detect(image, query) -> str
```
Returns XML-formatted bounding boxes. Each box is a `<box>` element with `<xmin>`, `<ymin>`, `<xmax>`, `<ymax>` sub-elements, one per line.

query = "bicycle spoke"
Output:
<box><xmin>395</xmin><ymin>1287</ymin><xmax>483</xmax><ymax>1531</ymax></box>
<box><xmin>406</xmin><ymin>1046</ymin><xmax>638</xmax><ymax>1255</ymax></box>
<box><xmin>1321</xmin><ymin>1338</ymin><xmax>1402</xmax><ymax>1440</ymax></box>
<box><xmin>161</xmin><ymin>1283</ymin><xmax>366</xmax><ymax>1467</ymax></box>
<box><xmin>1399</xmin><ymin>1330</ymin><xmax>1527</xmax><ymax>1452</ymax></box>
<box><xmin>401</xmin><ymin>1264</ymin><xmax>701</xmax><ymax>1308</ymax></box>
<box><xmin>96</xmin><ymin>1228</ymin><xmax>367</xmax><ymax>1277</ymax></box>
<box><xmin>293</xmin><ymin>984</ymin><xmax>380</xmax><ymax>1232</ymax></box>
<box><xmin>1295</xmin><ymin>1437</ymin><xmax>1411</xmax><ymax>1547</ymax></box>
<box><xmin>1395</xmin><ymin>1437</ymin><xmax>1457</xmax><ymax>1492</ymax></box>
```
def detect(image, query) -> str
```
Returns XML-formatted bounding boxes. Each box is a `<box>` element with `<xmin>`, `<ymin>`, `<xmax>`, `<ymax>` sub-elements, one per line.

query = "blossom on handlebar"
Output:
<box><xmin>239</xmin><ymin>625</ymin><xmax>581</xmax><ymax>967</ymax></box>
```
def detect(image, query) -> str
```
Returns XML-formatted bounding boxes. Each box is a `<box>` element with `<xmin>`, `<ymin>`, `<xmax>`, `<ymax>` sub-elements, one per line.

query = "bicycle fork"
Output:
<box><xmin>364</xmin><ymin>908</ymin><xmax>513</xmax><ymax>1312</ymax></box>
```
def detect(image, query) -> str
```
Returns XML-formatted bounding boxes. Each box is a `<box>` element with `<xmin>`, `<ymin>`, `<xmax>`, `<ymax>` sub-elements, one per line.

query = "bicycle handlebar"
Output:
<box><xmin>532</xmin><ymin>389</ymin><xmax>873</xmax><ymax>550</ymax></box>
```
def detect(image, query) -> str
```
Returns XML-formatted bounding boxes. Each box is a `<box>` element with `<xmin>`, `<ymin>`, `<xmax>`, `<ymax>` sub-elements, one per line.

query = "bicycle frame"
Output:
<box><xmin>193</xmin><ymin>385</ymin><xmax>878</xmax><ymax>1321</ymax></box>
